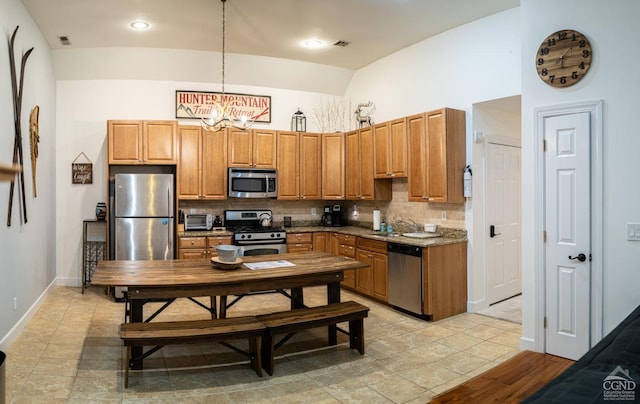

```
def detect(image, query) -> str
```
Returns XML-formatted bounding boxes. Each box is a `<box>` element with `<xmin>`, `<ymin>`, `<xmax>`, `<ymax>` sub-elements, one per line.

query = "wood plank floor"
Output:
<box><xmin>431</xmin><ymin>350</ymin><xmax>574</xmax><ymax>403</ymax></box>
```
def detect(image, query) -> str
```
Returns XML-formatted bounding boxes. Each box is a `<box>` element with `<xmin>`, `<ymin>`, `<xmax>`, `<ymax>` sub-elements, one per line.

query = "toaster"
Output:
<box><xmin>184</xmin><ymin>213</ymin><xmax>213</xmax><ymax>231</ymax></box>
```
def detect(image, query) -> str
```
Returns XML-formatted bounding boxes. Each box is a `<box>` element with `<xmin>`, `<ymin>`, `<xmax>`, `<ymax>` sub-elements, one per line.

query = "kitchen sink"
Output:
<box><xmin>401</xmin><ymin>232</ymin><xmax>440</xmax><ymax>239</ymax></box>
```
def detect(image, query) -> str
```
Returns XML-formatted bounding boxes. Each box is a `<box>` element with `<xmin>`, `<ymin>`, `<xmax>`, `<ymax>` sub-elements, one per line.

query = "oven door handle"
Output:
<box><xmin>234</xmin><ymin>240</ymin><xmax>286</xmax><ymax>246</ymax></box>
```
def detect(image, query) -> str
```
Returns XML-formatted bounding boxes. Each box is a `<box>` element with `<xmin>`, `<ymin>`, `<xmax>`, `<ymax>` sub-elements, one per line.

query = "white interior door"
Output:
<box><xmin>486</xmin><ymin>143</ymin><xmax>522</xmax><ymax>304</ymax></box>
<box><xmin>544</xmin><ymin>111</ymin><xmax>591</xmax><ymax>360</ymax></box>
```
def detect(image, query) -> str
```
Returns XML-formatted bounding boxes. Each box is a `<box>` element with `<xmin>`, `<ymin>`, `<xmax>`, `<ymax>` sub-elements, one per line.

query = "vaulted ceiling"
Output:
<box><xmin>22</xmin><ymin>0</ymin><xmax>519</xmax><ymax>70</ymax></box>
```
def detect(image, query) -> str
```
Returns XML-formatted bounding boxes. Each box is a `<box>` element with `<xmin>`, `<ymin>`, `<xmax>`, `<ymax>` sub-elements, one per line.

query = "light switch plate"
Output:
<box><xmin>627</xmin><ymin>223</ymin><xmax>640</xmax><ymax>241</ymax></box>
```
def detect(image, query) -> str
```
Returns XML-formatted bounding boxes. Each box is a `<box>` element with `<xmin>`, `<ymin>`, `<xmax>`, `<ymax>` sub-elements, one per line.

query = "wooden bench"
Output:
<box><xmin>257</xmin><ymin>301</ymin><xmax>370</xmax><ymax>375</ymax></box>
<box><xmin>119</xmin><ymin>316</ymin><xmax>266</xmax><ymax>387</ymax></box>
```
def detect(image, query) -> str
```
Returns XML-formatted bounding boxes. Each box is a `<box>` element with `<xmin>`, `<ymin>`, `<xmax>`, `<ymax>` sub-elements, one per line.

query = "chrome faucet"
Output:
<box><xmin>396</xmin><ymin>218</ymin><xmax>418</xmax><ymax>232</ymax></box>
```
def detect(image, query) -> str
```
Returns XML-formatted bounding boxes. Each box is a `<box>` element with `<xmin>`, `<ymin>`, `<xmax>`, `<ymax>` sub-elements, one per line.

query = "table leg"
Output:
<box><xmin>130</xmin><ymin>300</ymin><xmax>144</xmax><ymax>370</ymax></box>
<box><xmin>290</xmin><ymin>288</ymin><xmax>304</xmax><ymax>309</ymax></box>
<box><xmin>219</xmin><ymin>295</ymin><xmax>227</xmax><ymax>318</ymax></box>
<box><xmin>210</xmin><ymin>296</ymin><xmax>217</xmax><ymax>319</ymax></box>
<box><xmin>327</xmin><ymin>281</ymin><xmax>341</xmax><ymax>345</ymax></box>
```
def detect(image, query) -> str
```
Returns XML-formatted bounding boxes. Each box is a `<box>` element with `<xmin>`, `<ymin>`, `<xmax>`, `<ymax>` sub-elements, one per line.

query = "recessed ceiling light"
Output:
<box><xmin>130</xmin><ymin>20</ymin><xmax>150</xmax><ymax>31</ymax></box>
<box><xmin>304</xmin><ymin>39</ymin><xmax>324</xmax><ymax>49</ymax></box>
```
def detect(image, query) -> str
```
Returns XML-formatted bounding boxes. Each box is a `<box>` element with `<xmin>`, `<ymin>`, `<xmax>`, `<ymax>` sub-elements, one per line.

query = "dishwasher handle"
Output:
<box><xmin>387</xmin><ymin>242</ymin><xmax>422</xmax><ymax>257</ymax></box>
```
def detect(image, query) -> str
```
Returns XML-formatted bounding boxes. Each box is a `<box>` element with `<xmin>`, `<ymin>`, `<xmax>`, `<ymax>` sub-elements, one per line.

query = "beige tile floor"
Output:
<box><xmin>5</xmin><ymin>286</ymin><xmax>522</xmax><ymax>403</ymax></box>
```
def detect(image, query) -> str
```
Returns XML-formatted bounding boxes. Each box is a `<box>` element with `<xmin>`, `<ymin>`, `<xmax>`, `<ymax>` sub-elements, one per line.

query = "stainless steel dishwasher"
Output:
<box><xmin>387</xmin><ymin>242</ymin><xmax>423</xmax><ymax>315</ymax></box>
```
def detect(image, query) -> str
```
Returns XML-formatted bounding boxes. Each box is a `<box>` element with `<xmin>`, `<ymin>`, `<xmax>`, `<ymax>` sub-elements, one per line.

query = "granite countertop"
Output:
<box><xmin>178</xmin><ymin>225</ymin><xmax>467</xmax><ymax>248</ymax></box>
<box><xmin>284</xmin><ymin>225</ymin><xmax>467</xmax><ymax>247</ymax></box>
<box><xmin>178</xmin><ymin>229</ymin><xmax>233</xmax><ymax>237</ymax></box>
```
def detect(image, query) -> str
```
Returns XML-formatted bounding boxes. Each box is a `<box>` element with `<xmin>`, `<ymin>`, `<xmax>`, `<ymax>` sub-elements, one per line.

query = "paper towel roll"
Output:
<box><xmin>373</xmin><ymin>209</ymin><xmax>381</xmax><ymax>231</ymax></box>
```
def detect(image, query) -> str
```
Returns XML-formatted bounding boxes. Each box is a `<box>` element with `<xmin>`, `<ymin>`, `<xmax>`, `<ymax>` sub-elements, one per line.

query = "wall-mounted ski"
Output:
<box><xmin>6</xmin><ymin>26</ymin><xmax>34</xmax><ymax>226</ymax></box>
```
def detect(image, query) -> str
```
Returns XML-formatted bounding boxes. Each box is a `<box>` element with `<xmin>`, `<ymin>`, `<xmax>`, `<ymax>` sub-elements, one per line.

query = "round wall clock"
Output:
<box><xmin>536</xmin><ymin>29</ymin><xmax>592</xmax><ymax>88</ymax></box>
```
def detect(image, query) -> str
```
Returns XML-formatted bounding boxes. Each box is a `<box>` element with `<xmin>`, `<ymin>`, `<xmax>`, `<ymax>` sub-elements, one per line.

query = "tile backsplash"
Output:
<box><xmin>179</xmin><ymin>178</ymin><xmax>466</xmax><ymax>229</ymax></box>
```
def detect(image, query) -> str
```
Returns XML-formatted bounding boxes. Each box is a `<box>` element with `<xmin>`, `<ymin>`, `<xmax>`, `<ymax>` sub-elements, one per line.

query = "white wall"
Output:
<box><xmin>0</xmin><ymin>0</ymin><xmax>57</xmax><ymax>348</ymax></box>
<box><xmin>344</xmin><ymin>8</ymin><xmax>521</xmax><ymax>122</ymax></box>
<box><xmin>520</xmin><ymin>0</ymin><xmax>640</xmax><ymax>345</ymax></box>
<box><xmin>53</xmin><ymin>48</ymin><xmax>354</xmax><ymax>96</ymax></box>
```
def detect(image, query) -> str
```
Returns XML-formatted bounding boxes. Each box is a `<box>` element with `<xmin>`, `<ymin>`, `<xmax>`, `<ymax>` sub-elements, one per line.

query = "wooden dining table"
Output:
<box><xmin>91</xmin><ymin>251</ymin><xmax>368</xmax><ymax>369</ymax></box>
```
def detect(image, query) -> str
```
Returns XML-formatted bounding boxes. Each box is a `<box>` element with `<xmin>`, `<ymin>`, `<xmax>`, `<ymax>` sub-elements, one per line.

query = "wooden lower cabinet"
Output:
<box><xmin>329</xmin><ymin>233</ymin><xmax>356</xmax><ymax>288</ymax></box>
<box><xmin>286</xmin><ymin>233</ymin><xmax>313</xmax><ymax>253</ymax></box>
<box><xmin>309</xmin><ymin>231</ymin><xmax>465</xmax><ymax>319</ymax></box>
<box><xmin>178</xmin><ymin>235</ymin><xmax>232</xmax><ymax>259</ymax></box>
<box><xmin>356</xmin><ymin>237</ymin><xmax>388</xmax><ymax>302</ymax></box>
<box><xmin>423</xmin><ymin>242</ymin><xmax>468</xmax><ymax>321</ymax></box>
<box><xmin>312</xmin><ymin>232</ymin><xmax>330</xmax><ymax>252</ymax></box>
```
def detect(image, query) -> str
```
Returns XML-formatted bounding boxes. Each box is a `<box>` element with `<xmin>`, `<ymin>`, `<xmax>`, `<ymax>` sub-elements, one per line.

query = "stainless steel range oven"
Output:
<box><xmin>224</xmin><ymin>209</ymin><xmax>287</xmax><ymax>256</ymax></box>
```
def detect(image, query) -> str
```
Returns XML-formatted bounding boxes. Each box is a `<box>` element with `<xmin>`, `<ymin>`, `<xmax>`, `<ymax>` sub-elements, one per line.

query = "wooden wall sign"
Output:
<box><xmin>72</xmin><ymin>152</ymin><xmax>93</xmax><ymax>184</ymax></box>
<box><xmin>175</xmin><ymin>90</ymin><xmax>271</xmax><ymax>123</ymax></box>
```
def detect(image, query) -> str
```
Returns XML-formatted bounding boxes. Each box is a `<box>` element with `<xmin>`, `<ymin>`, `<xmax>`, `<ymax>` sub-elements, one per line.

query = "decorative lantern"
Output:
<box><xmin>291</xmin><ymin>108</ymin><xmax>306</xmax><ymax>132</ymax></box>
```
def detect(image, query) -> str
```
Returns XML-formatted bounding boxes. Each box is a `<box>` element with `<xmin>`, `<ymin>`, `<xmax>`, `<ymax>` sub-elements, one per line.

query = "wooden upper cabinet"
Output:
<box><xmin>277</xmin><ymin>131</ymin><xmax>321</xmax><ymax>200</ymax></box>
<box><xmin>177</xmin><ymin>126</ymin><xmax>202</xmax><ymax>199</ymax></box>
<box><xmin>108</xmin><ymin>120</ymin><xmax>177</xmax><ymax>165</ymax></box>
<box><xmin>108</xmin><ymin>121</ymin><xmax>142</xmax><ymax>164</ymax></box>
<box><xmin>407</xmin><ymin>113</ymin><xmax>428</xmax><ymax>201</ymax></box>
<box><xmin>228</xmin><ymin>128</ymin><xmax>276</xmax><ymax>168</ymax></box>
<box><xmin>299</xmin><ymin>132</ymin><xmax>322</xmax><ymax>200</ymax></box>
<box><xmin>358</xmin><ymin>127</ymin><xmax>376</xmax><ymax>199</ymax></box>
<box><xmin>345</xmin><ymin>130</ymin><xmax>360</xmax><ymax>200</ymax></box>
<box><xmin>143</xmin><ymin>121</ymin><xmax>178</xmax><ymax>164</ymax></box>
<box><xmin>389</xmin><ymin>118</ymin><xmax>408</xmax><ymax>176</ymax></box>
<box><xmin>276</xmin><ymin>131</ymin><xmax>299</xmax><ymax>200</ymax></box>
<box><xmin>347</xmin><ymin>127</ymin><xmax>391</xmax><ymax>201</ymax></box>
<box><xmin>426</xmin><ymin>108</ymin><xmax>466</xmax><ymax>203</ymax></box>
<box><xmin>408</xmin><ymin>108</ymin><xmax>466</xmax><ymax>203</ymax></box>
<box><xmin>373</xmin><ymin>118</ymin><xmax>407</xmax><ymax>178</ymax></box>
<box><xmin>321</xmin><ymin>132</ymin><xmax>346</xmax><ymax>200</ymax></box>
<box><xmin>227</xmin><ymin>128</ymin><xmax>252</xmax><ymax>166</ymax></box>
<box><xmin>201</xmin><ymin>129</ymin><xmax>228</xmax><ymax>199</ymax></box>
<box><xmin>177</xmin><ymin>126</ymin><xmax>227</xmax><ymax>200</ymax></box>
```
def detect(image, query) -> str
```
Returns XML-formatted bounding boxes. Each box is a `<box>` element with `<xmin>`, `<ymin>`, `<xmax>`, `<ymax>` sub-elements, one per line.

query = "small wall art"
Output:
<box><xmin>72</xmin><ymin>152</ymin><xmax>93</xmax><ymax>184</ymax></box>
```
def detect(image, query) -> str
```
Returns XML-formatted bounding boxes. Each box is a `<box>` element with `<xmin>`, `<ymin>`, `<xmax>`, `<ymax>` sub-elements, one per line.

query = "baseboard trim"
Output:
<box><xmin>56</xmin><ymin>276</ymin><xmax>81</xmax><ymax>287</ymax></box>
<box><xmin>468</xmin><ymin>298</ymin><xmax>489</xmax><ymax>313</ymax></box>
<box><xmin>0</xmin><ymin>279</ymin><xmax>57</xmax><ymax>352</ymax></box>
<box><xmin>520</xmin><ymin>336</ymin><xmax>536</xmax><ymax>352</ymax></box>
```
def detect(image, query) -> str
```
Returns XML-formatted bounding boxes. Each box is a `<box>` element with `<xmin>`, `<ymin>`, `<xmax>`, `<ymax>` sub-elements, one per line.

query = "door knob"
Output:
<box><xmin>568</xmin><ymin>253</ymin><xmax>587</xmax><ymax>262</ymax></box>
<box><xmin>490</xmin><ymin>225</ymin><xmax>501</xmax><ymax>238</ymax></box>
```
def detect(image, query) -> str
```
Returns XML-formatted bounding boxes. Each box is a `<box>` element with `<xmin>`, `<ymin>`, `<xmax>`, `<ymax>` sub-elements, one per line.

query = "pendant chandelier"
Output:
<box><xmin>201</xmin><ymin>0</ymin><xmax>253</xmax><ymax>132</ymax></box>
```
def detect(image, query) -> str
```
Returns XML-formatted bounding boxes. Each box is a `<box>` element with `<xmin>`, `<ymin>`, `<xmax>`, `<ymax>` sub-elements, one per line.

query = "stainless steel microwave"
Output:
<box><xmin>228</xmin><ymin>168</ymin><xmax>277</xmax><ymax>198</ymax></box>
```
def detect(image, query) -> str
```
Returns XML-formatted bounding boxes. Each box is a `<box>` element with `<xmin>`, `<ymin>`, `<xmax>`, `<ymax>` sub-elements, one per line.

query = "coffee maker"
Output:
<box><xmin>321</xmin><ymin>205</ymin><xmax>346</xmax><ymax>227</ymax></box>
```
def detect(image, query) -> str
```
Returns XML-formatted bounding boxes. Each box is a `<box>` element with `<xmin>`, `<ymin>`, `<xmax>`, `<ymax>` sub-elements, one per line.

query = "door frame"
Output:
<box><xmin>484</xmin><ymin>136</ymin><xmax>521</xmax><ymax>306</ymax></box>
<box><xmin>533</xmin><ymin>100</ymin><xmax>604</xmax><ymax>353</ymax></box>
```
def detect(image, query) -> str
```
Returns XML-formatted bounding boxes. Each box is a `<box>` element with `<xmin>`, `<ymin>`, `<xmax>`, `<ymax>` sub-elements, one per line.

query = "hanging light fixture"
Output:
<box><xmin>201</xmin><ymin>0</ymin><xmax>253</xmax><ymax>132</ymax></box>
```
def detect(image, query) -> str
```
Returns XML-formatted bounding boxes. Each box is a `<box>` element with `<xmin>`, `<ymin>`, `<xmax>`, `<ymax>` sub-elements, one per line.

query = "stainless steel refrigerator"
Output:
<box><xmin>114</xmin><ymin>173</ymin><xmax>174</xmax><ymax>261</ymax></box>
